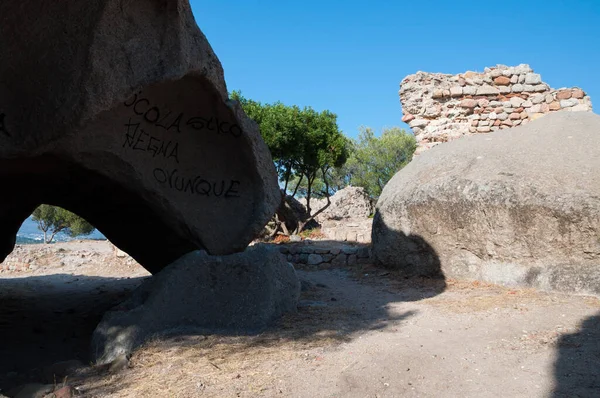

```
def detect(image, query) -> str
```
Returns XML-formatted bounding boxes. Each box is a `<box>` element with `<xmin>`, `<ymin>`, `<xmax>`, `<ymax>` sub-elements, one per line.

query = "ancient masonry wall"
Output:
<box><xmin>399</xmin><ymin>64</ymin><xmax>593</xmax><ymax>153</ymax></box>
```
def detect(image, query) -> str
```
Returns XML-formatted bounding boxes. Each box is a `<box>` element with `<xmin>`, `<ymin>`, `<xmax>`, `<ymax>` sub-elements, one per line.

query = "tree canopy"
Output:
<box><xmin>231</xmin><ymin>91</ymin><xmax>349</xmax><ymax>232</ymax></box>
<box><xmin>31</xmin><ymin>205</ymin><xmax>96</xmax><ymax>243</ymax></box>
<box><xmin>339</xmin><ymin>126</ymin><xmax>416</xmax><ymax>198</ymax></box>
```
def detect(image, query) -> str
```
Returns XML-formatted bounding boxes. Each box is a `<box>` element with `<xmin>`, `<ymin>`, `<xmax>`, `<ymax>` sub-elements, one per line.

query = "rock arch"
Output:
<box><xmin>0</xmin><ymin>0</ymin><xmax>279</xmax><ymax>273</ymax></box>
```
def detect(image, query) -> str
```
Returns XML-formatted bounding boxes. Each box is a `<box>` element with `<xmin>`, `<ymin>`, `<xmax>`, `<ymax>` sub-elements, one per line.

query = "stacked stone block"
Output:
<box><xmin>399</xmin><ymin>64</ymin><xmax>593</xmax><ymax>153</ymax></box>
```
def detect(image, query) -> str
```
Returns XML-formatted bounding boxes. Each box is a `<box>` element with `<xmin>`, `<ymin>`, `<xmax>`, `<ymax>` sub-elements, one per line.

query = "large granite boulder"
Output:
<box><xmin>91</xmin><ymin>245</ymin><xmax>301</xmax><ymax>365</ymax></box>
<box><xmin>0</xmin><ymin>1</ymin><xmax>279</xmax><ymax>273</ymax></box>
<box><xmin>373</xmin><ymin>112</ymin><xmax>600</xmax><ymax>295</ymax></box>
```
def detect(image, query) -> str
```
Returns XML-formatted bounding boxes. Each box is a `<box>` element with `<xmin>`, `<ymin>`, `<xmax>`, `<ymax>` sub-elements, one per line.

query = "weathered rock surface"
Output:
<box><xmin>309</xmin><ymin>186</ymin><xmax>374</xmax><ymax>222</ymax></box>
<box><xmin>373</xmin><ymin>112</ymin><xmax>600</xmax><ymax>295</ymax></box>
<box><xmin>91</xmin><ymin>245</ymin><xmax>300</xmax><ymax>365</ymax></box>
<box><xmin>303</xmin><ymin>186</ymin><xmax>374</xmax><ymax>243</ymax></box>
<box><xmin>400</xmin><ymin>64</ymin><xmax>593</xmax><ymax>154</ymax></box>
<box><xmin>0</xmin><ymin>1</ymin><xmax>279</xmax><ymax>273</ymax></box>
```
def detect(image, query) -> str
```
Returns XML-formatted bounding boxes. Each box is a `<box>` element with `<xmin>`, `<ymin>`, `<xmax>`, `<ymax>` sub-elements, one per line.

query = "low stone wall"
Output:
<box><xmin>275</xmin><ymin>242</ymin><xmax>371</xmax><ymax>267</ymax></box>
<box><xmin>400</xmin><ymin>64</ymin><xmax>593</xmax><ymax>153</ymax></box>
<box><xmin>319</xmin><ymin>218</ymin><xmax>372</xmax><ymax>243</ymax></box>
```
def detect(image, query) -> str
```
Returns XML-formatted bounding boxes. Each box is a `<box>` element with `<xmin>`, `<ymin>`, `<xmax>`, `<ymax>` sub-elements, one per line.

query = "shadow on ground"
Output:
<box><xmin>0</xmin><ymin>226</ymin><xmax>446</xmax><ymax>396</ymax></box>
<box><xmin>552</xmin><ymin>312</ymin><xmax>600</xmax><ymax>397</ymax></box>
<box><xmin>0</xmin><ymin>274</ymin><xmax>148</xmax><ymax>393</ymax></box>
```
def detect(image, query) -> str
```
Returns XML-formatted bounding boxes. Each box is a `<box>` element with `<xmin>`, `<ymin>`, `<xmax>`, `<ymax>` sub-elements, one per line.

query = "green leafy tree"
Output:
<box><xmin>231</xmin><ymin>91</ymin><xmax>349</xmax><ymax>234</ymax></box>
<box><xmin>31</xmin><ymin>205</ymin><xmax>96</xmax><ymax>243</ymax></box>
<box><xmin>340</xmin><ymin>126</ymin><xmax>416</xmax><ymax>198</ymax></box>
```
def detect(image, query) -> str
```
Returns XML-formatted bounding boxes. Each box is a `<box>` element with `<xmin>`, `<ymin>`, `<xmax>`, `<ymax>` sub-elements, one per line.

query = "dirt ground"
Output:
<box><xmin>1</xmin><ymin>241</ymin><xmax>599</xmax><ymax>397</ymax></box>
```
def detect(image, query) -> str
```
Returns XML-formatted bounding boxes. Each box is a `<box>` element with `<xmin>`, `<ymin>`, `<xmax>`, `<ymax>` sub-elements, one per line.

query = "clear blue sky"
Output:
<box><xmin>191</xmin><ymin>0</ymin><xmax>600</xmax><ymax>139</ymax></box>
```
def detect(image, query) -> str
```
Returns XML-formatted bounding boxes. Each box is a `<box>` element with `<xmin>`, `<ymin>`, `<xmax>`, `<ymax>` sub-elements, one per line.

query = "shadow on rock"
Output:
<box><xmin>552</xmin><ymin>312</ymin><xmax>600</xmax><ymax>397</ymax></box>
<box><xmin>0</xmin><ymin>273</ymin><xmax>147</xmax><ymax>392</ymax></box>
<box><xmin>371</xmin><ymin>211</ymin><xmax>445</xmax><ymax>281</ymax></box>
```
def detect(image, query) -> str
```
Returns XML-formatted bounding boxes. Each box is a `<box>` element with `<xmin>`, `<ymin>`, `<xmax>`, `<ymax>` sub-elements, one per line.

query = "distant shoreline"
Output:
<box><xmin>16</xmin><ymin>237</ymin><xmax>108</xmax><ymax>245</ymax></box>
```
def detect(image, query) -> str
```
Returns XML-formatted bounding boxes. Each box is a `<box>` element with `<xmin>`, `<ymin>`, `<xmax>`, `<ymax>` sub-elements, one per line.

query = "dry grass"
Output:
<box><xmin>74</xmin><ymin>295</ymin><xmax>359</xmax><ymax>397</ymax></box>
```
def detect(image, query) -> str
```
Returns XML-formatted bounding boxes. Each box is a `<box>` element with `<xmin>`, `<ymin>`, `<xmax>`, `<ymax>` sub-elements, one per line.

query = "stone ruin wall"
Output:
<box><xmin>399</xmin><ymin>64</ymin><xmax>593</xmax><ymax>153</ymax></box>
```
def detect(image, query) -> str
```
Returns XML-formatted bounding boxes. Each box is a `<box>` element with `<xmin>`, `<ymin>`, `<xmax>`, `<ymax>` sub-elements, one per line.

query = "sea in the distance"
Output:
<box><xmin>16</xmin><ymin>217</ymin><xmax>106</xmax><ymax>244</ymax></box>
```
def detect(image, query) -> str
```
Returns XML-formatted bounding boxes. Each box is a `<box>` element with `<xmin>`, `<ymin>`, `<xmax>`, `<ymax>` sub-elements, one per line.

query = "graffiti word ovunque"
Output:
<box><xmin>0</xmin><ymin>113</ymin><xmax>10</xmax><ymax>137</ymax></box>
<box><xmin>124</xmin><ymin>93</ymin><xmax>242</xmax><ymax>138</ymax></box>
<box><xmin>123</xmin><ymin>119</ymin><xmax>180</xmax><ymax>164</ymax></box>
<box><xmin>153</xmin><ymin>167</ymin><xmax>241</xmax><ymax>198</ymax></box>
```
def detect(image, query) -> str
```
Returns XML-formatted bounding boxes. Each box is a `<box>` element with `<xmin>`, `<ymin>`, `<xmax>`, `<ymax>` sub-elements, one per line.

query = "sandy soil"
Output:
<box><xmin>1</xmin><ymin>241</ymin><xmax>599</xmax><ymax>397</ymax></box>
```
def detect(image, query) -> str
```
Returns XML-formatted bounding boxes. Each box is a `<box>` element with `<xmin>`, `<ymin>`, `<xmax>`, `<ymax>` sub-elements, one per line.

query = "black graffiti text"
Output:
<box><xmin>123</xmin><ymin>119</ymin><xmax>180</xmax><ymax>164</ymax></box>
<box><xmin>124</xmin><ymin>92</ymin><xmax>242</xmax><ymax>138</ymax></box>
<box><xmin>153</xmin><ymin>167</ymin><xmax>241</xmax><ymax>198</ymax></box>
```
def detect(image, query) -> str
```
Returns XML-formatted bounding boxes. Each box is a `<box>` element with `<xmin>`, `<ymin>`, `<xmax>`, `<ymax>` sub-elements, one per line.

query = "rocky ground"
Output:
<box><xmin>1</xmin><ymin>241</ymin><xmax>599</xmax><ymax>397</ymax></box>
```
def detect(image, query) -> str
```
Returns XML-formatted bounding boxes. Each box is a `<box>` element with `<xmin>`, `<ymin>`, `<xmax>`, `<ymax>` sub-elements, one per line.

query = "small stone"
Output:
<box><xmin>550</xmin><ymin>101</ymin><xmax>560</xmax><ymax>111</ymax></box>
<box><xmin>479</xmin><ymin>120</ymin><xmax>489</xmax><ymax>126</ymax></box>
<box><xmin>545</xmin><ymin>94</ymin><xmax>554</xmax><ymax>103</ymax></box>
<box><xmin>501</xmin><ymin>119</ymin><xmax>513</xmax><ymax>127</ymax></box>
<box><xmin>289</xmin><ymin>235</ymin><xmax>302</xmax><ymax>242</ymax></box>
<box><xmin>425</xmin><ymin>106</ymin><xmax>440</xmax><ymax>117</ymax></box>
<box><xmin>533</xmin><ymin>84</ymin><xmax>548</xmax><ymax>92</ymax></box>
<box><xmin>331</xmin><ymin>254</ymin><xmax>347</xmax><ymax>266</ymax></box>
<box><xmin>493</xmin><ymin>76</ymin><xmax>511</xmax><ymax>85</ymax></box>
<box><xmin>522</xmin><ymin>100</ymin><xmax>533</xmax><ymax>107</ymax></box>
<box><xmin>512</xmin><ymin>84</ymin><xmax>524</xmax><ymax>93</ymax></box>
<box><xmin>432</xmin><ymin>89</ymin><xmax>444</xmax><ymax>99</ymax></box>
<box><xmin>463</xmin><ymin>86</ymin><xmax>477</xmax><ymax>95</ymax></box>
<box><xmin>341</xmin><ymin>246</ymin><xmax>358</xmax><ymax>255</ymax></box>
<box><xmin>402</xmin><ymin>114</ymin><xmax>415</xmax><ymax>123</ymax></box>
<box><xmin>472</xmin><ymin>77</ymin><xmax>484</xmax><ymax>85</ymax></box>
<box><xmin>471</xmin><ymin>120</ymin><xmax>479</xmax><ymax>126</ymax></box>
<box><xmin>307</xmin><ymin>254</ymin><xmax>324</xmax><ymax>265</ymax></box>
<box><xmin>490</xmin><ymin>69</ymin><xmax>502</xmax><ymax>78</ymax></box>
<box><xmin>514</xmin><ymin>64</ymin><xmax>532</xmax><ymax>74</ymax></box>
<box><xmin>498</xmin><ymin>86</ymin><xmax>511</xmax><ymax>94</ymax></box>
<box><xmin>524</xmin><ymin>73</ymin><xmax>542</xmax><ymax>84</ymax></box>
<box><xmin>442</xmin><ymin>89</ymin><xmax>451</xmax><ymax>97</ymax></box>
<box><xmin>515</xmin><ymin>107</ymin><xmax>524</xmax><ymax>113</ymax></box>
<box><xmin>497</xmin><ymin>112</ymin><xmax>508</xmax><ymax>121</ymax></box>
<box><xmin>502</xmin><ymin>68</ymin><xmax>513</xmax><ymax>77</ymax></box>
<box><xmin>528</xmin><ymin>104</ymin><xmax>542</xmax><ymax>113</ymax></box>
<box><xmin>458</xmin><ymin>77</ymin><xmax>466</xmax><ymax>86</ymax></box>
<box><xmin>509</xmin><ymin>112</ymin><xmax>521</xmax><ymax>120</ymax></box>
<box><xmin>531</xmin><ymin>94</ymin><xmax>545</xmax><ymax>104</ymax></box>
<box><xmin>347</xmin><ymin>254</ymin><xmax>358</xmax><ymax>266</ymax></box>
<box><xmin>479</xmin><ymin>113</ymin><xmax>489</xmax><ymax>119</ymax></box>
<box><xmin>477</xmin><ymin>98</ymin><xmax>490</xmax><ymax>107</ymax></box>
<box><xmin>489</xmin><ymin>112</ymin><xmax>498</xmax><ymax>120</ymax></box>
<box><xmin>477</xmin><ymin>85</ymin><xmax>500</xmax><ymax>95</ymax></box>
<box><xmin>510</xmin><ymin>97</ymin><xmax>524</xmax><ymax>107</ymax></box>
<box><xmin>523</xmin><ymin>84</ymin><xmax>536</xmax><ymax>92</ymax></box>
<box><xmin>409</xmin><ymin>118</ymin><xmax>428</xmax><ymax>128</ymax></box>
<box><xmin>469</xmin><ymin>126</ymin><xmax>477</xmax><ymax>133</ymax></box>
<box><xmin>476</xmin><ymin>126</ymin><xmax>491</xmax><ymax>133</ymax></box>
<box><xmin>493</xmin><ymin>119</ymin><xmax>501</xmax><ymax>126</ymax></box>
<box><xmin>540</xmin><ymin>103</ymin><xmax>550</xmax><ymax>113</ymax></box>
<box><xmin>460</xmin><ymin>99</ymin><xmax>478</xmax><ymax>108</ymax></box>
<box><xmin>560</xmin><ymin>99</ymin><xmax>578</xmax><ymax>108</ymax></box>
<box><xmin>491</xmin><ymin>126</ymin><xmax>500</xmax><ymax>131</ymax></box>
<box><xmin>513</xmin><ymin>119</ymin><xmax>522</xmax><ymax>126</ymax></box>
<box><xmin>510</xmin><ymin>75</ymin><xmax>519</xmax><ymax>84</ymax></box>
<box><xmin>518</xmin><ymin>74</ymin><xmax>526</xmax><ymax>84</ymax></box>
<box><xmin>520</xmin><ymin>112</ymin><xmax>528</xmax><ymax>119</ymax></box>
<box><xmin>572</xmin><ymin>88</ymin><xmax>585</xmax><ymax>99</ymax></box>
<box><xmin>450</xmin><ymin>86</ymin><xmax>463</xmax><ymax>97</ymax></box>
<box><xmin>556</xmin><ymin>90</ymin><xmax>572</xmax><ymax>100</ymax></box>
